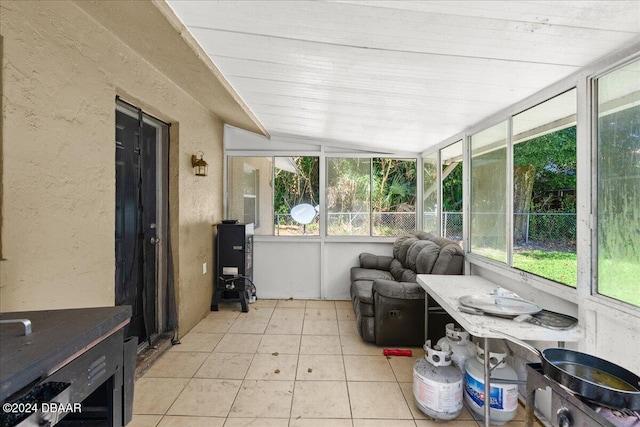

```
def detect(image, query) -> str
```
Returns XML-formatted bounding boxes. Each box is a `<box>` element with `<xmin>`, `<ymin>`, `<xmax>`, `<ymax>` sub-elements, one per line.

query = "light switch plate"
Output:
<box><xmin>202</xmin><ymin>262</ymin><xmax>207</xmax><ymax>275</ymax></box>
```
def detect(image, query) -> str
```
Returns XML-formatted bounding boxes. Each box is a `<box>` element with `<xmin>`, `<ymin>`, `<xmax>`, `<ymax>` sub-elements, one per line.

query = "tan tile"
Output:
<box><xmin>340</xmin><ymin>334</ymin><xmax>384</xmax><ymax>356</ymax></box>
<box><xmin>336</xmin><ymin>308</ymin><xmax>355</xmax><ymax>320</ymax></box>
<box><xmin>512</xmin><ymin>404</ymin><xmax>527</xmax><ymax>421</ymax></box>
<box><xmin>457</xmin><ymin>405</ymin><xmax>476</xmax><ymax>421</ymax></box>
<box><xmin>214</xmin><ymin>333</ymin><xmax>263</xmax><ymax>353</ymax></box>
<box><xmin>338</xmin><ymin>320</ymin><xmax>359</xmax><ymax>336</ymax></box>
<box><xmin>399</xmin><ymin>382</ymin><xmax>427</xmax><ymax>420</ymax></box>
<box><xmin>348</xmin><ymin>381</ymin><xmax>412</xmax><ymax>419</ymax></box>
<box><xmin>414</xmin><ymin>421</ymin><xmax>478</xmax><ymax>427</ymax></box>
<box><xmin>290</xmin><ymin>419</ymin><xmax>353</xmax><ymax>427</ymax></box>
<box><xmin>195</xmin><ymin>352</ymin><xmax>254</xmax><ymax>379</ymax></box>
<box><xmin>271</xmin><ymin>307</ymin><xmax>306</xmax><ymax>320</ymax></box>
<box><xmin>170</xmin><ymin>332</ymin><xmax>223</xmax><ymax>353</ymax></box>
<box><xmin>305</xmin><ymin>300</ymin><xmax>336</xmax><ymax>308</ymax></box>
<box><xmin>228</xmin><ymin>380</ymin><xmax>294</xmax><ymax>418</ymax></box>
<box><xmin>208</xmin><ymin>308</ymin><xmax>242</xmax><ymax>319</ymax></box>
<box><xmin>191</xmin><ymin>317</ymin><xmax>235</xmax><ymax>334</ymax></box>
<box><xmin>303</xmin><ymin>319</ymin><xmax>339</xmax><ymax>335</ymax></box>
<box><xmin>407</xmin><ymin>345</ymin><xmax>426</xmax><ymax>356</ymax></box>
<box><xmin>291</xmin><ymin>381</ymin><xmax>351</xmax><ymax>418</ymax></box>
<box><xmin>127</xmin><ymin>414</ymin><xmax>162</xmax><ymax>427</ymax></box>
<box><xmin>334</xmin><ymin>300</ymin><xmax>353</xmax><ymax>309</ymax></box>
<box><xmin>304</xmin><ymin>307</ymin><xmax>337</xmax><ymax>320</ymax></box>
<box><xmin>167</xmin><ymin>378</ymin><xmax>241</xmax><ymax>417</ymax></box>
<box><xmin>276</xmin><ymin>299</ymin><xmax>307</xmax><ymax>308</ymax></box>
<box><xmin>266</xmin><ymin>318</ymin><xmax>304</xmax><ymax>335</ymax></box>
<box><xmin>224</xmin><ymin>418</ymin><xmax>289</xmax><ymax>426</ymax></box>
<box><xmin>157</xmin><ymin>416</ymin><xmax>225</xmax><ymax>427</ymax></box>
<box><xmin>343</xmin><ymin>355</ymin><xmax>396</xmax><ymax>381</ymax></box>
<box><xmin>252</xmin><ymin>299</ymin><xmax>278</xmax><ymax>308</ymax></box>
<box><xmin>144</xmin><ymin>352</ymin><xmax>208</xmax><ymax>378</ymax></box>
<box><xmin>300</xmin><ymin>335</ymin><xmax>342</xmax><ymax>355</ymax></box>
<box><xmin>228</xmin><ymin>318</ymin><xmax>268</xmax><ymax>334</ymax></box>
<box><xmin>296</xmin><ymin>354</ymin><xmax>346</xmax><ymax>381</ymax></box>
<box><xmin>245</xmin><ymin>353</ymin><xmax>298</xmax><ymax>380</ymax></box>
<box><xmin>388</xmin><ymin>355</ymin><xmax>421</xmax><ymax>382</ymax></box>
<box><xmin>241</xmin><ymin>306</ymin><xmax>275</xmax><ymax>319</ymax></box>
<box><xmin>353</xmin><ymin>420</ymin><xmax>416</xmax><ymax>427</ymax></box>
<box><xmin>257</xmin><ymin>334</ymin><xmax>301</xmax><ymax>354</ymax></box>
<box><xmin>133</xmin><ymin>378</ymin><xmax>189</xmax><ymax>415</ymax></box>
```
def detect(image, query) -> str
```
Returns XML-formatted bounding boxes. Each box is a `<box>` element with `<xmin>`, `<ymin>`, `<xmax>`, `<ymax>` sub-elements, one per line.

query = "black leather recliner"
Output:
<box><xmin>350</xmin><ymin>231</ymin><xmax>464</xmax><ymax>346</ymax></box>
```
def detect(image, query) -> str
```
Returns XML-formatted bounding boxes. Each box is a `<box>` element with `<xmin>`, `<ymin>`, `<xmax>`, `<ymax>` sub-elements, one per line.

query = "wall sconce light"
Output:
<box><xmin>191</xmin><ymin>151</ymin><xmax>208</xmax><ymax>177</ymax></box>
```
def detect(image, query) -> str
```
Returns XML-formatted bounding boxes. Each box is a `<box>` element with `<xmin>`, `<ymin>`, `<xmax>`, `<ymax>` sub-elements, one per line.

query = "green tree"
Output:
<box><xmin>273</xmin><ymin>156</ymin><xmax>319</xmax><ymax>215</ymax></box>
<box><xmin>442</xmin><ymin>163</ymin><xmax>463</xmax><ymax>212</ymax></box>
<box><xmin>514</xmin><ymin>126</ymin><xmax>577</xmax><ymax>213</ymax></box>
<box><xmin>372</xmin><ymin>158</ymin><xmax>416</xmax><ymax>212</ymax></box>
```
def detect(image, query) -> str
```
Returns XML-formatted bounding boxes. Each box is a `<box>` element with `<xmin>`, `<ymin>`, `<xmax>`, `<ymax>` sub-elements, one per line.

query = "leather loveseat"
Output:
<box><xmin>350</xmin><ymin>231</ymin><xmax>464</xmax><ymax>346</ymax></box>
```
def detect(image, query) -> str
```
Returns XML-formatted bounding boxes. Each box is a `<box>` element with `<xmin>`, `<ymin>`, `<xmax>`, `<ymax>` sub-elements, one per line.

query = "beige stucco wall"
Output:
<box><xmin>0</xmin><ymin>1</ymin><xmax>228</xmax><ymax>335</ymax></box>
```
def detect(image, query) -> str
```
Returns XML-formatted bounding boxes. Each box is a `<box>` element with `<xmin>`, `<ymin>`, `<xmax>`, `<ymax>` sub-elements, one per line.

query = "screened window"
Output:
<box><xmin>243</xmin><ymin>165</ymin><xmax>258</xmax><ymax>226</ymax></box>
<box><xmin>228</xmin><ymin>156</ymin><xmax>319</xmax><ymax>236</ymax></box>
<box><xmin>228</xmin><ymin>157</ymin><xmax>273</xmax><ymax>235</ymax></box>
<box><xmin>441</xmin><ymin>141</ymin><xmax>463</xmax><ymax>243</ymax></box>
<box><xmin>423</xmin><ymin>152</ymin><xmax>438</xmax><ymax>234</ymax></box>
<box><xmin>596</xmin><ymin>59</ymin><xmax>640</xmax><ymax>307</ymax></box>
<box><xmin>327</xmin><ymin>158</ymin><xmax>416</xmax><ymax>236</ymax></box>
<box><xmin>470</xmin><ymin>122</ymin><xmax>508</xmax><ymax>263</ymax></box>
<box><xmin>512</xmin><ymin>89</ymin><xmax>577</xmax><ymax>286</ymax></box>
<box><xmin>326</xmin><ymin>158</ymin><xmax>371</xmax><ymax>236</ymax></box>
<box><xmin>273</xmin><ymin>156</ymin><xmax>319</xmax><ymax>236</ymax></box>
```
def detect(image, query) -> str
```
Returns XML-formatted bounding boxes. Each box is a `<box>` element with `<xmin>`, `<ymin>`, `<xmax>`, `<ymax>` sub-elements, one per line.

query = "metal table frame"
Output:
<box><xmin>416</xmin><ymin>274</ymin><xmax>583</xmax><ymax>427</ymax></box>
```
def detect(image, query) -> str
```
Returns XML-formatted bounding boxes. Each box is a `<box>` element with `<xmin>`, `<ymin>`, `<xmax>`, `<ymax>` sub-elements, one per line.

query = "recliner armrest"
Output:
<box><xmin>359</xmin><ymin>253</ymin><xmax>393</xmax><ymax>271</ymax></box>
<box><xmin>372</xmin><ymin>279</ymin><xmax>425</xmax><ymax>300</ymax></box>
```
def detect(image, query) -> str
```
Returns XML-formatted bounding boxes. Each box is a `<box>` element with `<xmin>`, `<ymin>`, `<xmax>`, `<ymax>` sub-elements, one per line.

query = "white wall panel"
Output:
<box><xmin>253</xmin><ymin>239</ymin><xmax>321</xmax><ymax>299</ymax></box>
<box><xmin>593</xmin><ymin>311</ymin><xmax>640</xmax><ymax>374</ymax></box>
<box><xmin>323</xmin><ymin>241</ymin><xmax>394</xmax><ymax>300</ymax></box>
<box><xmin>252</xmin><ymin>239</ymin><xmax>394</xmax><ymax>300</ymax></box>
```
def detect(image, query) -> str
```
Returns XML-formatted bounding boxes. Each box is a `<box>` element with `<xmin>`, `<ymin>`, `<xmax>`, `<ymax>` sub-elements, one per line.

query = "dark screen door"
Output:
<box><xmin>115</xmin><ymin>106</ymin><xmax>158</xmax><ymax>343</ymax></box>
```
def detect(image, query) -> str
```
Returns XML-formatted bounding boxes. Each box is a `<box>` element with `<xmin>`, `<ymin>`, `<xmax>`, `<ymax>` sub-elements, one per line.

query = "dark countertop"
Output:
<box><xmin>0</xmin><ymin>306</ymin><xmax>131</xmax><ymax>402</ymax></box>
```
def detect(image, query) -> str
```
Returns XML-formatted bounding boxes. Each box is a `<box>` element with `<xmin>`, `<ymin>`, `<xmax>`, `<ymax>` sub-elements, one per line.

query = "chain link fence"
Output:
<box><xmin>275</xmin><ymin>212</ymin><xmax>417</xmax><ymax>235</ymax></box>
<box><xmin>514</xmin><ymin>212</ymin><xmax>576</xmax><ymax>245</ymax></box>
<box><xmin>275</xmin><ymin>211</ymin><xmax>576</xmax><ymax>245</ymax></box>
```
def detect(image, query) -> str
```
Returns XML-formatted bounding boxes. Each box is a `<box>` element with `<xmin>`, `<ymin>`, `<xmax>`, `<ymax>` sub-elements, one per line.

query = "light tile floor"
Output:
<box><xmin>130</xmin><ymin>299</ymin><xmax>531</xmax><ymax>427</ymax></box>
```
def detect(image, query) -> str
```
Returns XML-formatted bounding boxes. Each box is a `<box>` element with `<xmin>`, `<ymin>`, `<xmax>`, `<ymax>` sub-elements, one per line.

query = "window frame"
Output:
<box><xmin>225</xmin><ymin>150</ymin><xmax>420</xmax><ymax>239</ymax></box>
<box><xmin>462</xmin><ymin>101</ymin><xmax>580</xmax><ymax>299</ymax></box>
<box><xmin>242</xmin><ymin>163</ymin><xmax>259</xmax><ymax>228</ymax></box>
<box><xmin>420</xmin><ymin>49</ymin><xmax>640</xmax><ymax>314</ymax></box>
<box><xmin>591</xmin><ymin>57</ymin><xmax>640</xmax><ymax>309</ymax></box>
<box><xmin>325</xmin><ymin>155</ymin><xmax>418</xmax><ymax>238</ymax></box>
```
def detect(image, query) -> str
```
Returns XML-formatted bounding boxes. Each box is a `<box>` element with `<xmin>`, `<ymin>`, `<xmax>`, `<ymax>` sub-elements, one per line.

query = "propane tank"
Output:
<box><xmin>464</xmin><ymin>339</ymin><xmax>519</xmax><ymax>425</ymax></box>
<box><xmin>436</xmin><ymin>323</ymin><xmax>475</xmax><ymax>374</ymax></box>
<box><xmin>413</xmin><ymin>340</ymin><xmax>464</xmax><ymax>420</ymax></box>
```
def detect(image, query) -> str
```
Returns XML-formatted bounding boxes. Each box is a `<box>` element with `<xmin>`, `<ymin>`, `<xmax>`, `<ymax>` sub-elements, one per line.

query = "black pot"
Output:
<box><xmin>493</xmin><ymin>330</ymin><xmax>640</xmax><ymax>410</ymax></box>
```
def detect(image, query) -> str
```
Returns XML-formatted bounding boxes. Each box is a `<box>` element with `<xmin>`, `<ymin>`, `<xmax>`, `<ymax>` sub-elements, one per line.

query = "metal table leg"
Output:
<box><xmin>525</xmin><ymin>384</ymin><xmax>536</xmax><ymax>427</ymax></box>
<box><xmin>424</xmin><ymin>295</ymin><xmax>430</xmax><ymax>341</ymax></box>
<box><xmin>484</xmin><ymin>336</ymin><xmax>491</xmax><ymax>427</ymax></box>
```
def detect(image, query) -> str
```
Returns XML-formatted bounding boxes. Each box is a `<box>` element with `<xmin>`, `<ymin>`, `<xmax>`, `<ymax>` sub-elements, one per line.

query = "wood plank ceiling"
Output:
<box><xmin>166</xmin><ymin>1</ymin><xmax>640</xmax><ymax>153</ymax></box>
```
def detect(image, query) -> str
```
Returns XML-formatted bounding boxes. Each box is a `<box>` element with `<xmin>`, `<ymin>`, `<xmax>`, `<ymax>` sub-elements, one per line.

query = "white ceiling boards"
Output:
<box><xmin>166</xmin><ymin>1</ymin><xmax>640</xmax><ymax>153</ymax></box>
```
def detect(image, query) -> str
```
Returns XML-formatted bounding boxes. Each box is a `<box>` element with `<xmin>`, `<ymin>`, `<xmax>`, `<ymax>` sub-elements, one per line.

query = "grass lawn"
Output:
<box><xmin>513</xmin><ymin>250</ymin><xmax>577</xmax><ymax>287</ymax></box>
<box><xmin>597</xmin><ymin>258</ymin><xmax>640</xmax><ymax>307</ymax></box>
<box><xmin>475</xmin><ymin>247</ymin><xmax>639</xmax><ymax>307</ymax></box>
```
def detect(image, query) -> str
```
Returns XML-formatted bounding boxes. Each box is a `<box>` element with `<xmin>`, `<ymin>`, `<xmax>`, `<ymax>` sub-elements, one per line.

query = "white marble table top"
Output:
<box><xmin>417</xmin><ymin>274</ymin><xmax>583</xmax><ymax>343</ymax></box>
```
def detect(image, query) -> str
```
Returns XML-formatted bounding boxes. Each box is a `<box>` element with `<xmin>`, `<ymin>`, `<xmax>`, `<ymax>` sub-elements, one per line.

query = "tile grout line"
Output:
<box><xmin>225</xmin><ymin>301</ymin><xmax>276</xmax><ymax>422</ymax></box>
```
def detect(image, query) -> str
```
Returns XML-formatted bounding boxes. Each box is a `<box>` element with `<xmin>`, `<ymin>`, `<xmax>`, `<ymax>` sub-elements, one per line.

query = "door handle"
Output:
<box><xmin>150</xmin><ymin>237</ymin><xmax>160</xmax><ymax>245</ymax></box>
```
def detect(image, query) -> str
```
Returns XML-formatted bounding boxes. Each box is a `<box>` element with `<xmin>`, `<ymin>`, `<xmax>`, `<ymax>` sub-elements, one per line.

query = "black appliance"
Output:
<box><xmin>0</xmin><ymin>306</ymin><xmax>136</xmax><ymax>427</ymax></box>
<box><xmin>525</xmin><ymin>363</ymin><xmax>639</xmax><ymax>427</ymax></box>
<box><xmin>212</xmin><ymin>222</ymin><xmax>254</xmax><ymax>312</ymax></box>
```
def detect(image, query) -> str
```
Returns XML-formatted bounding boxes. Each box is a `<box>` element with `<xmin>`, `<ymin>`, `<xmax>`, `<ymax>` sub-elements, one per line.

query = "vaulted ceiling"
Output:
<box><xmin>166</xmin><ymin>1</ymin><xmax>640</xmax><ymax>153</ymax></box>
